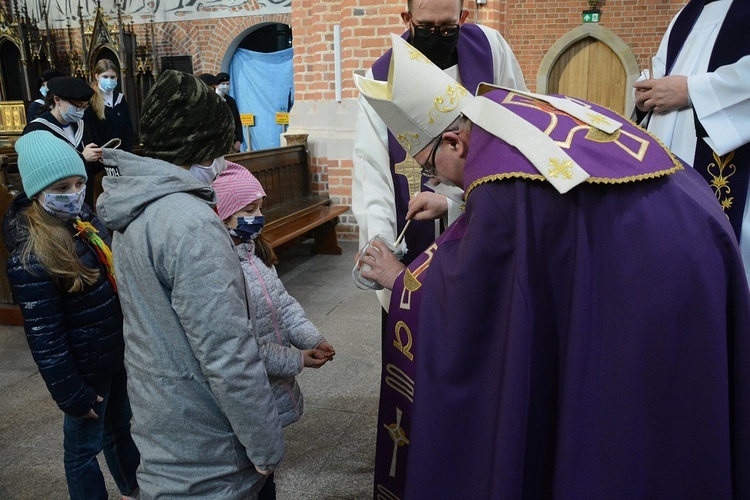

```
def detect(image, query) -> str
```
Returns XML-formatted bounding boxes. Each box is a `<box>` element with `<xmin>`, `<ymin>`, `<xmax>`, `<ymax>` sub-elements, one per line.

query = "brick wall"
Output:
<box><xmin>49</xmin><ymin>13</ymin><xmax>291</xmax><ymax>77</ymax></box>
<box><xmin>290</xmin><ymin>0</ymin><xmax>688</xmax><ymax>240</ymax></box>
<box><xmin>293</xmin><ymin>1</ymin><xmax>685</xmax><ymax>97</ymax></box>
<box><xmin>500</xmin><ymin>0</ymin><xmax>684</xmax><ymax>91</ymax></box>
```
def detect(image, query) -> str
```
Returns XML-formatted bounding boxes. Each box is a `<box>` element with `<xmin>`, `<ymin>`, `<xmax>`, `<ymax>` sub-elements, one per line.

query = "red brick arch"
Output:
<box><xmin>148</xmin><ymin>14</ymin><xmax>291</xmax><ymax>76</ymax></box>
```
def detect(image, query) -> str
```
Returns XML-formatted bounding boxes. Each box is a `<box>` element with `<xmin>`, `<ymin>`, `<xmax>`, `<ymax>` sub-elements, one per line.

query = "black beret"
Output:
<box><xmin>197</xmin><ymin>73</ymin><xmax>218</xmax><ymax>86</ymax></box>
<box><xmin>46</xmin><ymin>76</ymin><xmax>94</xmax><ymax>102</ymax></box>
<box><xmin>215</xmin><ymin>72</ymin><xmax>230</xmax><ymax>83</ymax></box>
<box><xmin>139</xmin><ymin>70</ymin><xmax>234</xmax><ymax>166</ymax></box>
<box><xmin>36</xmin><ymin>68</ymin><xmax>64</xmax><ymax>90</ymax></box>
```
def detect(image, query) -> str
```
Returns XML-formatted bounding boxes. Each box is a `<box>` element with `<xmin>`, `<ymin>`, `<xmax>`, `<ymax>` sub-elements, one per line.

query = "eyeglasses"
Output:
<box><xmin>65</xmin><ymin>99</ymin><xmax>90</xmax><ymax>110</ymax></box>
<box><xmin>410</xmin><ymin>20</ymin><xmax>460</xmax><ymax>38</ymax></box>
<box><xmin>419</xmin><ymin>135</ymin><xmax>443</xmax><ymax>178</ymax></box>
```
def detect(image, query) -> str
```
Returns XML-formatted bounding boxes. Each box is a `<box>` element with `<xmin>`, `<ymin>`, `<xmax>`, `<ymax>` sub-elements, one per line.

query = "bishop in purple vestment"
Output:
<box><xmin>358</xmin><ymin>35</ymin><xmax>750</xmax><ymax>499</ymax></box>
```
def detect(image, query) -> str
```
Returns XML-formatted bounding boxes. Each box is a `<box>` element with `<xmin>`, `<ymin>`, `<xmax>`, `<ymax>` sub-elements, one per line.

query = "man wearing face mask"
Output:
<box><xmin>23</xmin><ymin>76</ymin><xmax>103</xmax><ymax>209</ymax></box>
<box><xmin>352</xmin><ymin>0</ymin><xmax>526</xmax><ymax>313</ymax></box>
<box><xmin>95</xmin><ymin>70</ymin><xmax>284</xmax><ymax>497</ymax></box>
<box><xmin>215</xmin><ymin>73</ymin><xmax>244</xmax><ymax>153</ymax></box>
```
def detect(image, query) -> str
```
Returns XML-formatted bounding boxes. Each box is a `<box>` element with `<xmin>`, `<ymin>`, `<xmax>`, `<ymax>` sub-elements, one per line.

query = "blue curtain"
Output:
<box><xmin>229</xmin><ymin>47</ymin><xmax>294</xmax><ymax>152</ymax></box>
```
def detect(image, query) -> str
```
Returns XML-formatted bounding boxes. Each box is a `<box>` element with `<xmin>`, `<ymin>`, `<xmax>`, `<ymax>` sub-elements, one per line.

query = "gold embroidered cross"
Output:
<box><xmin>385</xmin><ymin>408</ymin><xmax>409</xmax><ymax>477</ymax></box>
<box><xmin>395</xmin><ymin>155</ymin><xmax>422</xmax><ymax>196</ymax></box>
<box><xmin>586</xmin><ymin>112</ymin><xmax>611</xmax><ymax>127</ymax></box>
<box><xmin>548</xmin><ymin>158</ymin><xmax>574</xmax><ymax>180</ymax></box>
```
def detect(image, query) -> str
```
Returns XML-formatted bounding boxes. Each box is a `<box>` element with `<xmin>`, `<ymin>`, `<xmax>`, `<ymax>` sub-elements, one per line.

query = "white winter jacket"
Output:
<box><xmin>236</xmin><ymin>241</ymin><xmax>326</xmax><ymax>427</ymax></box>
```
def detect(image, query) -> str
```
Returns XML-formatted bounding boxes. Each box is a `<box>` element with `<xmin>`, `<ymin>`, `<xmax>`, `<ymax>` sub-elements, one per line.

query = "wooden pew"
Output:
<box><xmin>226</xmin><ymin>145</ymin><xmax>350</xmax><ymax>255</ymax></box>
<box><xmin>0</xmin><ymin>154</ymin><xmax>24</xmax><ymax>325</ymax></box>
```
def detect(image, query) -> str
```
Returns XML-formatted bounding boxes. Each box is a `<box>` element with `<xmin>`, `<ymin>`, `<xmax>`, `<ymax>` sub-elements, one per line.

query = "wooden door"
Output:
<box><xmin>548</xmin><ymin>37</ymin><xmax>626</xmax><ymax>114</ymax></box>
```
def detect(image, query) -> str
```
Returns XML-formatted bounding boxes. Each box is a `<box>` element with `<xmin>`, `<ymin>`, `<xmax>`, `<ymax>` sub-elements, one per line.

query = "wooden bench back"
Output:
<box><xmin>226</xmin><ymin>145</ymin><xmax>326</xmax><ymax>223</ymax></box>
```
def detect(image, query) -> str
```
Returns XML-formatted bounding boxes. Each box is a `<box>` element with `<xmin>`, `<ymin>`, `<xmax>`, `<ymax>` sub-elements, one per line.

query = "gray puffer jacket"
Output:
<box><xmin>96</xmin><ymin>149</ymin><xmax>284</xmax><ymax>499</ymax></box>
<box><xmin>237</xmin><ymin>241</ymin><xmax>326</xmax><ymax>427</ymax></box>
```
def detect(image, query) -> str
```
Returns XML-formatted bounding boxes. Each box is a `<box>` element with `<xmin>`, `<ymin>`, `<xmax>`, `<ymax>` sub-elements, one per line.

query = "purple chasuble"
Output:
<box><xmin>371</xmin><ymin>24</ymin><xmax>493</xmax><ymax>266</ymax></box>
<box><xmin>464</xmin><ymin>89</ymin><xmax>682</xmax><ymax>187</ymax></box>
<box><xmin>397</xmin><ymin>89</ymin><xmax>750</xmax><ymax>498</ymax></box>
<box><xmin>665</xmin><ymin>0</ymin><xmax>750</xmax><ymax>239</ymax></box>
<box><xmin>372</xmin><ymin>220</ymin><xmax>466</xmax><ymax>500</ymax></box>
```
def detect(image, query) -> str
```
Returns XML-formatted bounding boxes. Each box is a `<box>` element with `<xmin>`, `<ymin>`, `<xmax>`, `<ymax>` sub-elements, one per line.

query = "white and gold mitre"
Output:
<box><xmin>354</xmin><ymin>34</ymin><xmax>475</xmax><ymax>156</ymax></box>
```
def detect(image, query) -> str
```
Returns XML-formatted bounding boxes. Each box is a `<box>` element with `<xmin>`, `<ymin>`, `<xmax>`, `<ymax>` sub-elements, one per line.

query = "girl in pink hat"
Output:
<box><xmin>212</xmin><ymin>161</ymin><xmax>336</xmax><ymax>499</ymax></box>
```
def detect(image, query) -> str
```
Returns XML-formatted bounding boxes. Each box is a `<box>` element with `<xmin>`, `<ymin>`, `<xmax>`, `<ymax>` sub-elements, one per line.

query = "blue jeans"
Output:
<box><xmin>257</xmin><ymin>472</ymin><xmax>276</xmax><ymax>500</ymax></box>
<box><xmin>63</xmin><ymin>367</ymin><xmax>140</xmax><ymax>500</ymax></box>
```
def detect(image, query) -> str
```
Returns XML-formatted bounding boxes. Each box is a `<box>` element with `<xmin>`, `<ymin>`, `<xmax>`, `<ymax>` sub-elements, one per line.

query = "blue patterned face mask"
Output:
<box><xmin>229</xmin><ymin>216</ymin><xmax>265</xmax><ymax>241</ymax></box>
<box><xmin>39</xmin><ymin>186</ymin><xmax>86</xmax><ymax>219</ymax></box>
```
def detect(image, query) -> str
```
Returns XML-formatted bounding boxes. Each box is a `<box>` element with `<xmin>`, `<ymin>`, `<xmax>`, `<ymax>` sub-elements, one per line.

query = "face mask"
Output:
<box><xmin>98</xmin><ymin>77</ymin><xmax>118</xmax><ymax>93</ymax></box>
<box><xmin>229</xmin><ymin>215</ymin><xmax>265</xmax><ymax>241</ymax></box>
<box><xmin>60</xmin><ymin>101</ymin><xmax>85</xmax><ymax>123</ymax></box>
<box><xmin>40</xmin><ymin>86</ymin><xmax>48</xmax><ymax>97</ymax></box>
<box><xmin>39</xmin><ymin>186</ymin><xmax>86</xmax><ymax>219</ymax></box>
<box><xmin>189</xmin><ymin>156</ymin><xmax>227</xmax><ymax>185</ymax></box>
<box><xmin>410</xmin><ymin>30</ymin><xmax>460</xmax><ymax>70</ymax></box>
<box><xmin>216</xmin><ymin>84</ymin><xmax>230</xmax><ymax>97</ymax></box>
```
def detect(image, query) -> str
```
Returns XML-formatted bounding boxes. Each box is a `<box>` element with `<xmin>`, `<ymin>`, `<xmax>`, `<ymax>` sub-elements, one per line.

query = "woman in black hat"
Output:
<box><xmin>26</xmin><ymin>68</ymin><xmax>65</xmax><ymax>123</ymax></box>
<box><xmin>23</xmin><ymin>76</ymin><xmax>103</xmax><ymax>209</ymax></box>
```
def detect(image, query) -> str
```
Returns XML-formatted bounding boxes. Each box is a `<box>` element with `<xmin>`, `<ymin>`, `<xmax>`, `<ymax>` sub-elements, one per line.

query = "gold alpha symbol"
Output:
<box><xmin>385</xmin><ymin>408</ymin><xmax>410</xmax><ymax>477</ymax></box>
<box><xmin>548</xmin><ymin>158</ymin><xmax>574</xmax><ymax>180</ymax></box>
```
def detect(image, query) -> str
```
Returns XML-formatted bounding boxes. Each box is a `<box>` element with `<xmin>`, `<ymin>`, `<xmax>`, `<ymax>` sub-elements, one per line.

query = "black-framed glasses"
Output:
<box><xmin>419</xmin><ymin>135</ymin><xmax>443</xmax><ymax>178</ymax></box>
<box><xmin>410</xmin><ymin>21</ymin><xmax>460</xmax><ymax>38</ymax></box>
<box><xmin>64</xmin><ymin>99</ymin><xmax>90</xmax><ymax>110</ymax></box>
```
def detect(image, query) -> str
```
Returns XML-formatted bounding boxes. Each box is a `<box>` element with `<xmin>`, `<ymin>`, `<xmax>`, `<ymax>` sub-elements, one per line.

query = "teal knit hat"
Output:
<box><xmin>14</xmin><ymin>131</ymin><xmax>87</xmax><ymax>197</ymax></box>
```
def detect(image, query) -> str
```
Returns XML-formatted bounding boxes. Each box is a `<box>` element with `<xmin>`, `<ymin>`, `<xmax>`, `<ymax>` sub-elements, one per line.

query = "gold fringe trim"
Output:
<box><xmin>465</xmin><ymin>163</ymin><xmax>684</xmax><ymax>200</ymax></box>
<box><xmin>464</xmin><ymin>96</ymin><xmax>686</xmax><ymax>201</ymax></box>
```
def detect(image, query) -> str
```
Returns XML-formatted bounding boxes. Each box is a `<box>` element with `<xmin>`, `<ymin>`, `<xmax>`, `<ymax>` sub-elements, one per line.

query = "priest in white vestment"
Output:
<box><xmin>634</xmin><ymin>0</ymin><xmax>750</xmax><ymax>287</ymax></box>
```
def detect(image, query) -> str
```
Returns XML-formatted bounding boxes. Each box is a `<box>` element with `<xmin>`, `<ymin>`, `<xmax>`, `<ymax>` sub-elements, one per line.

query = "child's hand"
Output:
<box><xmin>303</xmin><ymin>349</ymin><xmax>328</xmax><ymax>368</ymax></box>
<box><xmin>84</xmin><ymin>395</ymin><xmax>104</xmax><ymax>419</ymax></box>
<box><xmin>316</xmin><ymin>341</ymin><xmax>336</xmax><ymax>360</ymax></box>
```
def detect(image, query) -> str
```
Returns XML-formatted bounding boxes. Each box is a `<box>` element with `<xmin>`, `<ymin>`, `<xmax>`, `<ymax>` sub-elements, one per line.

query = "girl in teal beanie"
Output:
<box><xmin>3</xmin><ymin>131</ymin><xmax>139</xmax><ymax>500</ymax></box>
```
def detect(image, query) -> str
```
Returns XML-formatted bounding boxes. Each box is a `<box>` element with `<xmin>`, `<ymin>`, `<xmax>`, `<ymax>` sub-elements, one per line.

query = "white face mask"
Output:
<box><xmin>189</xmin><ymin>157</ymin><xmax>227</xmax><ymax>185</ymax></box>
<box><xmin>60</xmin><ymin>101</ymin><xmax>86</xmax><ymax>123</ymax></box>
<box><xmin>216</xmin><ymin>84</ymin><xmax>229</xmax><ymax>97</ymax></box>
<box><xmin>98</xmin><ymin>77</ymin><xmax>118</xmax><ymax>93</ymax></box>
<box><xmin>39</xmin><ymin>186</ymin><xmax>86</xmax><ymax>219</ymax></box>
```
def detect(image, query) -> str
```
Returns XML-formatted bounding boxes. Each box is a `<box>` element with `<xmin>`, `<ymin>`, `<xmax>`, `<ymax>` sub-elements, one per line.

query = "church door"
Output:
<box><xmin>548</xmin><ymin>37</ymin><xmax>626</xmax><ymax>114</ymax></box>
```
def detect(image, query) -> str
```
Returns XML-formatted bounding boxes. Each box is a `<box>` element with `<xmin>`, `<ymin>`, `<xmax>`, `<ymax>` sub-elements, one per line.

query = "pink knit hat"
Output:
<box><xmin>212</xmin><ymin>161</ymin><xmax>266</xmax><ymax>221</ymax></box>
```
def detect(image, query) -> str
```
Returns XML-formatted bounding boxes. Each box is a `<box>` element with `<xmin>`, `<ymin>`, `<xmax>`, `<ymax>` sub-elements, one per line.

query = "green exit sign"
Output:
<box><xmin>583</xmin><ymin>9</ymin><xmax>601</xmax><ymax>23</ymax></box>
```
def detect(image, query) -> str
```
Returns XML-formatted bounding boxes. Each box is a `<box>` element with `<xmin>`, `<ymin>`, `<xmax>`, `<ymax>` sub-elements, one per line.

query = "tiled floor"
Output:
<box><xmin>0</xmin><ymin>240</ymin><xmax>382</xmax><ymax>499</ymax></box>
